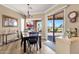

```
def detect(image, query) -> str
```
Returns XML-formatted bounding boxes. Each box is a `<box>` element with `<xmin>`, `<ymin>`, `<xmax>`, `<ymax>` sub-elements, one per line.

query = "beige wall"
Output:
<box><xmin>0</xmin><ymin>5</ymin><xmax>24</xmax><ymax>32</ymax></box>
<box><xmin>45</xmin><ymin>4</ymin><xmax>66</xmax><ymax>15</ymax></box>
<box><xmin>65</xmin><ymin>5</ymin><xmax>79</xmax><ymax>36</ymax></box>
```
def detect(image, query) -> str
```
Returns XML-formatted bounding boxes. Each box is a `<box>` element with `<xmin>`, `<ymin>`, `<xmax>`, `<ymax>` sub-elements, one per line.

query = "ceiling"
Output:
<box><xmin>2</xmin><ymin>4</ymin><xmax>54</xmax><ymax>16</ymax></box>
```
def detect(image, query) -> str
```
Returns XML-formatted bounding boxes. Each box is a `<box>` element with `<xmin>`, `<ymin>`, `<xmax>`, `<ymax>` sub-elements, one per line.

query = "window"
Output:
<box><xmin>37</xmin><ymin>21</ymin><xmax>42</xmax><ymax>32</ymax></box>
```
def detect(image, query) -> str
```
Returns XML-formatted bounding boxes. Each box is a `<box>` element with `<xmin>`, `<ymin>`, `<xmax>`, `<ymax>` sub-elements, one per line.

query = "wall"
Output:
<box><xmin>45</xmin><ymin>4</ymin><xmax>66</xmax><ymax>15</ymax></box>
<box><xmin>65</xmin><ymin>4</ymin><xmax>79</xmax><ymax>36</ymax></box>
<box><xmin>0</xmin><ymin>5</ymin><xmax>24</xmax><ymax>32</ymax></box>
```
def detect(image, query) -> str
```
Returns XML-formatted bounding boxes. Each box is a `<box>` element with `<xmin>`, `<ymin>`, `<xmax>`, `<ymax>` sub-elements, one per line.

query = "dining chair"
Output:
<box><xmin>20</xmin><ymin>31</ymin><xmax>27</xmax><ymax>47</ymax></box>
<box><xmin>28</xmin><ymin>32</ymin><xmax>39</xmax><ymax>53</ymax></box>
<box><xmin>20</xmin><ymin>32</ymin><xmax>24</xmax><ymax>47</ymax></box>
<box><xmin>20</xmin><ymin>32</ymin><xmax>28</xmax><ymax>47</ymax></box>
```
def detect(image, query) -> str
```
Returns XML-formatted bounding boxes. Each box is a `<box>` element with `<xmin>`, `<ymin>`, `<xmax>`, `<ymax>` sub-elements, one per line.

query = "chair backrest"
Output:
<box><xmin>29</xmin><ymin>32</ymin><xmax>39</xmax><ymax>41</ymax></box>
<box><xmin>29</xmin><ymin>32</ymin><xmax>39</xmax><ymax>36</ymax></box>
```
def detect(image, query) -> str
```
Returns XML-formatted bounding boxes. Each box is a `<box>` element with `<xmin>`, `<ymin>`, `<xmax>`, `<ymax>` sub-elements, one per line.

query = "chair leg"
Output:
<box><xmin>21</xmin><ymin>40</ymin><xmax>23</xmax><ymax>47</ymax></box>
<box><xmin>29</xmin><ymin>45</ymin><xmax>31</xmax><ymax>53</ymax></box>
<box><xmin>34</xmin><ymin>43</ymin><xmax>38</xmax><ymax>52</ymax></box>
<box><xmin>0</xmin><ymin>36</ymin><xmax>1</xmax><ymax>43</ymax></box>
<box><xmin>36</xmin><ymin>43</ymin><xmax>38</xmax><ymax>51</ymax></box>
<box><xmin>28</xmin><ymin>42</ymin><xmax>31</xmax><ymax>53</ymax></box>
<box><xmin>34</xmin><ymin>44</ymin><xmax>35</xmax><ymax>50</ymax></box>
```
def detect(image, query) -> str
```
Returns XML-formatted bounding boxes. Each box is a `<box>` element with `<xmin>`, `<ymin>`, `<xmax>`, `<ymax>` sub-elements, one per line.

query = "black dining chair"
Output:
<box><xmin>20</xmin><ymin>32</ymin><xmax>24</xmax><ymax>47</ymax></box>
<box><xmin>28</xmin><ymin>32</ymin><xmax>39</xmax><ymax>53</ymax></box>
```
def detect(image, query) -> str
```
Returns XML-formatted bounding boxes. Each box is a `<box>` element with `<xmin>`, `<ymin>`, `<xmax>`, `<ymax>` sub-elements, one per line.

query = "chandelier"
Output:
<box><xmin>26</xmin><ymin>4</ymin><xmax>32</xmax><ymax>18</ymax></box>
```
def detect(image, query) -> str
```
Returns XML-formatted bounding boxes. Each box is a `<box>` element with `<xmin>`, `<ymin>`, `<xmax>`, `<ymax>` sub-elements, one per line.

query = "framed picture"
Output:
<box><xmin>2</xmin><ymin>15</ymin><xmax>18</xmax><ymax>27</ymax></box>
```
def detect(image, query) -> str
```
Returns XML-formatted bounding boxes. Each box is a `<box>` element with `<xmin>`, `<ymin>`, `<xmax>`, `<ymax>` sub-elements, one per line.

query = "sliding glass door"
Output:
<box><xmin>47</xmin><ymin>11</ymin><xmax>64</xmax><ymax>42</ymax></box>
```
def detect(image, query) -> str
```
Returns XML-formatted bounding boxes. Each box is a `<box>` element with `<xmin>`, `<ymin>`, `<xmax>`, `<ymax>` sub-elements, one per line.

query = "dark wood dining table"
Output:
<box><xmin>23</xmin><ymin>34</ymin><xmax>41</xmax><ymax>53</ymax></box>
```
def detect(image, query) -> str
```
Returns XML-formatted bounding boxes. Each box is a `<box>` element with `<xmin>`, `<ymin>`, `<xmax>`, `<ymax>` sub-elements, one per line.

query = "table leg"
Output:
<box><xmin>24</xmin><ymin>39</ymin><xmax>26</xmax><ymax>53</ymax></box>
<box><xmin>39</xmin><ymin>36</ymin><xmax>41</xmax><ymax>49</ymax></box>
<box><xmin>5</xmin><ymin>35</ymin><xmax>7</xmax><ymax>44</ymax></box>
<box><xmin>2</xmin><ymin>34</ymin><xmax>4</xmax><ymax>45</ymax></box>
<box><xmin>0</xmin><ymin>35</ymin><xmax>1</xmax><ymax>43</ymax></box>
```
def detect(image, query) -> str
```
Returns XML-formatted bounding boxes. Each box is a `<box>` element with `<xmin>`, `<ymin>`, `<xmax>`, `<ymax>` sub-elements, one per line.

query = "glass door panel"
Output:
<box><xmin>54</xmin><ymin>19</ymin><xmax>64</xmax><ymax>38</ymax></box>
<box><xmin>48</xmin><ymin>19</ymin><xmax>53</xmax><ymax>42</ymax></box>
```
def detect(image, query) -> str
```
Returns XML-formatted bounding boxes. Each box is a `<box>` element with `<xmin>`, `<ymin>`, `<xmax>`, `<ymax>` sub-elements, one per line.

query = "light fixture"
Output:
<box><xmin>26</xmin><ymin>4</ymin><xmax>32</xmax><ymax>19</ymax></box>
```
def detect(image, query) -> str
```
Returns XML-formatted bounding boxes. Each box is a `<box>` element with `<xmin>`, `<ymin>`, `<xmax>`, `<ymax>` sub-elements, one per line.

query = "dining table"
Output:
<box><xmin>23</xmin><ymin>33</ymin><xmax>41</xmax><ymax>53</ymax></box>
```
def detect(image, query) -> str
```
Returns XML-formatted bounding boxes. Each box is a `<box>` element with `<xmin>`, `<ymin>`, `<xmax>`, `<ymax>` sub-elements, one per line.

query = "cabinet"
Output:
<box><xmin>56</xmin><ymin>37</ymin><xmax>79</xmax><ymax>54</ymax></box>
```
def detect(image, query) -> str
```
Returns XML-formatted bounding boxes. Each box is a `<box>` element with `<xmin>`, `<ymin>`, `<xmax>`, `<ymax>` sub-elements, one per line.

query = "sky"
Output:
<box><xmin>48</xmin><ymin>19</ymin><xmax>63</xmax><ymax>27</ymax></box>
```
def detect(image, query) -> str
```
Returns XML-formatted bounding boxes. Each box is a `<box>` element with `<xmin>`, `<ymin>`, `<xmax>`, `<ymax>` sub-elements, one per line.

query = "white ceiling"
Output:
<box><xmin>2</xmin><ymin>4</ymin><xmax>54</xmax><ymax>15</ymax></box>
